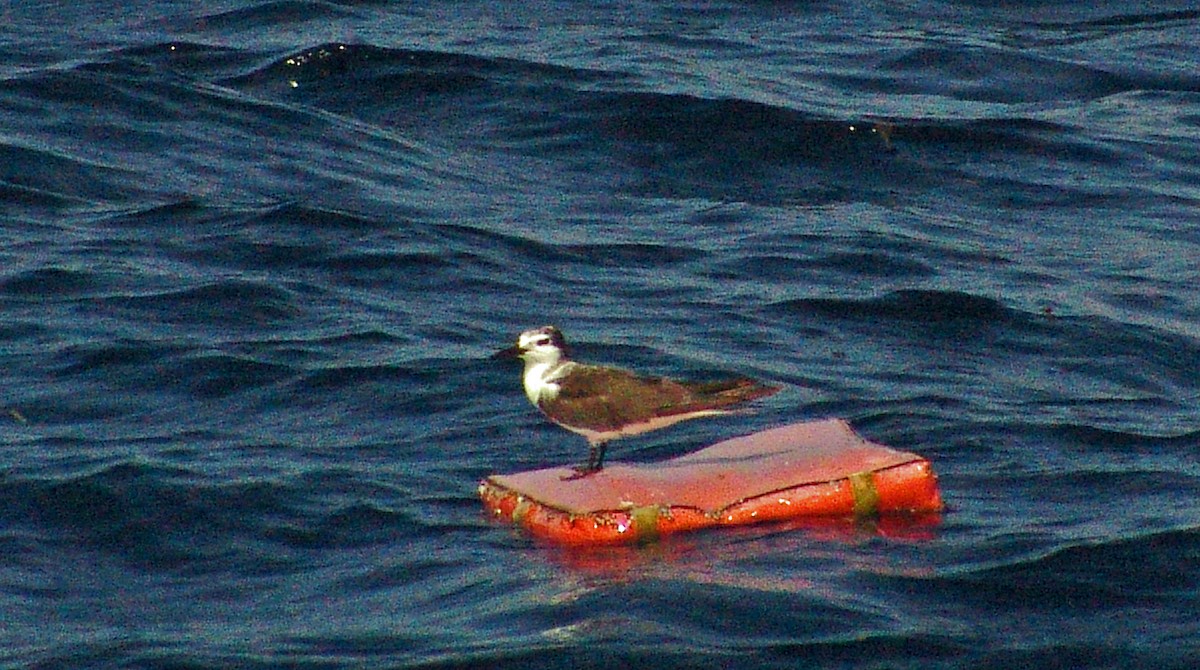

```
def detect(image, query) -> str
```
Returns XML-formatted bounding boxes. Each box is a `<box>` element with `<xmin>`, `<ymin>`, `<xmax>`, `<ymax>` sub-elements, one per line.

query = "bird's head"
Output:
<box><xmin>492</xmin><ymin>325</ymin><xmax>570</xmax><ymax>366</ymax></box>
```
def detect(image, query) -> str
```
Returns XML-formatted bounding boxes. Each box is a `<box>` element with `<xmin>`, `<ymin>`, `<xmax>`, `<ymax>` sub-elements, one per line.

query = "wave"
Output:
<box><xmin>241</xmin><ymin>42</ymin><xmax>1151</xmax><ymax>205</ymax></box>
<box><xmin>0</xmin><ymin>461</ymin><xmax>430</xmax><ymax>572</ymax></box>
<box><xmin>9</xmin><ymin>34</ymin><xmax>1188</xmax><ymax>218</ymax></box>
<box><xmin>0</xmin><ymin>136</ymin><xmax>145</xmax><ymax>206</ymax></box>
<box><xmin>762</xmin><ymin>287</ymin><xmax>1200</xmax><ymax>367</ymax></box>
<box><xmin>919</xmin><ymin>526</ymin><xmax>1200</xmax><ymax>609</ymax></box>
<box><xmin>180</xmin><ymin>0</ymin><xmax>358</xmax><ymax>34</ymax></box>
<box><xmin>0</xmin><ymin>267</ymin><xmax>104</xmax><ymax>299</ymax></box>
<box><xmin>768</xmin><ymin>289</ymin><xmax>1011</xmax><ymax>324</ymax></box>
<box><xmin>1016</xmin><ymin>8</ymin><xmax>1200</xmax><ymax>45</ymax></box>
<box><xmin>102</xmin><ymin>280</ymin><xmax>301</xmax><ymax>329</ymax></box>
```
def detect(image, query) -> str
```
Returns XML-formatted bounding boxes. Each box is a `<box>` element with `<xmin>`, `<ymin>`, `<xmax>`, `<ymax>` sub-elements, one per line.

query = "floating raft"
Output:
<box><xmin>480</xmin><ymin>418</ymin><xmax>943</xmax><ymax>544</ymax></box>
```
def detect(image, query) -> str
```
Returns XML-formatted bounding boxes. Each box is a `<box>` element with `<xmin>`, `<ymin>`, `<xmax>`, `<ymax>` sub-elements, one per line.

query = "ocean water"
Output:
<box><xmin>3</xmin><ymin>1</ymin><xmax>1200</xmax><ymax>668</ymax></box>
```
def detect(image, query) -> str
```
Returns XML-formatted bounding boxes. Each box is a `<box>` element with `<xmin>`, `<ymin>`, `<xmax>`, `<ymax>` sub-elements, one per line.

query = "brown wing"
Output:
<box><xmin>543</xmin><ymin>365</ymin><xmax>779</xmax><ymax>432</ymax></box>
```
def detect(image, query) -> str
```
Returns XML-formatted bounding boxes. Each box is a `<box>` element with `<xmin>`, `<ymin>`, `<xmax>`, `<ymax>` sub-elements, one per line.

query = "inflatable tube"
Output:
<box><xmin>480</xmin><ymin>418</ymin><xmax>944</xmax><ymax>544</ymax></box>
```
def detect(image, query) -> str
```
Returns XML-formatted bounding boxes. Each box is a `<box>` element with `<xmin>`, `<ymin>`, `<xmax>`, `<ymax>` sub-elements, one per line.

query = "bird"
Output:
<box><xmin>493</xmin><ymin>325</ymin><xmax>781</xmax><ymax>479</ymax></box>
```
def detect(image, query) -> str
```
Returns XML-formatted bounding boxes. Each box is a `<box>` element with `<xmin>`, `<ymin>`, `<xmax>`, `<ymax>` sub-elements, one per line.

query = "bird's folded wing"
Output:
<box><xmin>547</xmin><ymin>367</ymin><xmax>692</xmax><ymax>424</ymax></box>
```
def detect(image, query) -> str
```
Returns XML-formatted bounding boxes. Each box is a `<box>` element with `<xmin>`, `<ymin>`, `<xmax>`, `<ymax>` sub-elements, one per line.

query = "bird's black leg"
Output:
<box><xmin>562</xmin><ymin>441</ymin><xmax>607</xmax><ymax>481</ymax></box>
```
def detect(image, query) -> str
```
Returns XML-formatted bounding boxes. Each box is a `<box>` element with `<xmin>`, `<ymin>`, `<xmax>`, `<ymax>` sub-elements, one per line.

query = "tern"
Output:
<box><xmin>494</xmin><ymin>326</ymin><xmax>780</xmax><ymax>478</ymax></box>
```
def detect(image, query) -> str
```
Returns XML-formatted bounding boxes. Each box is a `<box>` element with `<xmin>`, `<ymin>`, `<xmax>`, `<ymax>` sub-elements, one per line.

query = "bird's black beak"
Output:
<box><xmin>491</xmin><ymin>345</ymin><xmax>522</xmax><ymax>360</ymax></box>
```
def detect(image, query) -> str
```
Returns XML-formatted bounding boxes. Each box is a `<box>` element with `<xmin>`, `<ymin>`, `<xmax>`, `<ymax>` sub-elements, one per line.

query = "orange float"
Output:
<box><xmin>479</xmin><ymin>418</ymin><xmax>943</xmax><ymax>544</ymax></box>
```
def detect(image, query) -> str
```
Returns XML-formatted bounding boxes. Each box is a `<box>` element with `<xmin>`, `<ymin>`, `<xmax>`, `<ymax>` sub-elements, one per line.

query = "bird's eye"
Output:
<box><xmin>535</xmin><ymin>337</ymin><xmax>550</xmax><ymax>346</ymax></box>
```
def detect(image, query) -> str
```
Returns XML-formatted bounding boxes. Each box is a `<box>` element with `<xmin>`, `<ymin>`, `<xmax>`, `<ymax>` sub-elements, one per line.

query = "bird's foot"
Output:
<box><xmin>560</xmin><ymin>465</ymin><xmax>602</xmax><ymax>481</ymax></box>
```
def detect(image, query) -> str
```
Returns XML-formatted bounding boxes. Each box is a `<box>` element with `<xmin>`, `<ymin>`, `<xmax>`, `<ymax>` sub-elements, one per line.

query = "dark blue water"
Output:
<box><xmin>3</xmin><ymin>1</ymin><xmax>1200</xmax><ymax>668</ymax></box>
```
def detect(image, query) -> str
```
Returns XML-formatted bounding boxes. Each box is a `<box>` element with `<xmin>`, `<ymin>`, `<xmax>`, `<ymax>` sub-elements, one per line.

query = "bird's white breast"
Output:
<box><xmin>522</xmin><ymin>360</ymin><xmax>575</xmax><ymax>405</ymax></box>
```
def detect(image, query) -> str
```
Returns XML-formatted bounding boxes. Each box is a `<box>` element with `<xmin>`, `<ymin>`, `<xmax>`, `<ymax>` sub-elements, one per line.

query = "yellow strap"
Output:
<box><xmin>848</xmin><ymin>472</ymin><xmax>880</xmax><ymax>517</ymax></box>
<box><xmin>630</xmin><ymin>505</ymin><xmax>661</xmax><ymax>542</ymax></box>
<box><xmin>512</xmin><ymin>498</ymin><xmax>533</xmax><ymax>524</ymax></box>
